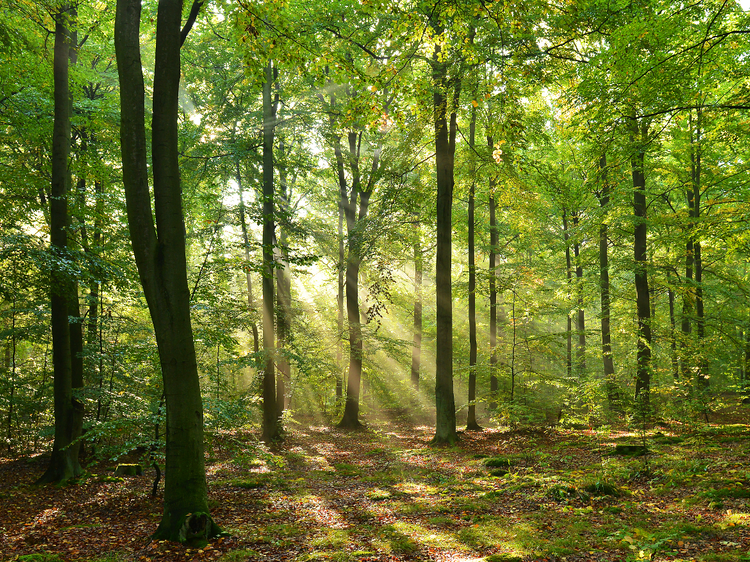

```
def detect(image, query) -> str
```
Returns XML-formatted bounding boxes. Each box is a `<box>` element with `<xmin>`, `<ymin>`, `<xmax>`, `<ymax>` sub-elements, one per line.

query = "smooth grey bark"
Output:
<box><xmin>115</xmin><ymin>0</ymin><xmax>219</xmax><ymax>542</ymax></box>
<box><xmin>38</xmin><ymin>4</ymin><xmax>84</xmax><ymax>485</ymax></box>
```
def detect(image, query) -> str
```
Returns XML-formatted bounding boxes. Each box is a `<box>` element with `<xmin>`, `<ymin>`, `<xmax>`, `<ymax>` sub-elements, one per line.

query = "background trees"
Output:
<box><xmin>1</xmin><ymin>0</ymin><xmax>750</xmax><ymax>542</ymax></box>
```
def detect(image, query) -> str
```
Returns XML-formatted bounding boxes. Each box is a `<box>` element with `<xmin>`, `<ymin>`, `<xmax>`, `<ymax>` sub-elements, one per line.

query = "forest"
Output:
<box><xmin>2</xmin><ymin>0</ymin><xmax>750</xmax><ymax>560</ymax></box>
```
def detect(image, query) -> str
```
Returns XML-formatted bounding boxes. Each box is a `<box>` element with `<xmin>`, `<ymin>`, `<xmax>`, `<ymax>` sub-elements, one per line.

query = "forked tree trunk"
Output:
<box><xmin>338</xmin><ymin>130</ymin><xmax>377</xmax><ymax>428</ymax></box>
<box><xmin>115</xmin><ymin>0</ymin><xmax>219</xmax><ymax>542</ymax></box>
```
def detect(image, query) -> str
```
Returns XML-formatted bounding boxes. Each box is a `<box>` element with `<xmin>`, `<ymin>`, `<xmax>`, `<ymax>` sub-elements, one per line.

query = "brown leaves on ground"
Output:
<box><xmin>2</xmin><ymin>420</ymin><xmax>750</xmax><ymax>562</ymax></box>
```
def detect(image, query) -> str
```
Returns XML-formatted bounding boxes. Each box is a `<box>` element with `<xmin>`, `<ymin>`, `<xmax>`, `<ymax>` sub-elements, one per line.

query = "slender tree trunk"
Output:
<box><xmin>682</xmin><ymin>175</ymin><xmax>694</xmax><ymax>380</ymax></box>
<box><xmin>562</xmin><ymin>211</ymin><xmax>573</xmax><ymax>380</ymax></box>
<box><xmin>261</xmin><ymin>61</ymin><xmax>279</xmax><ymax>442</ymax></box>
<box><xmin>38</xmin><ymin>4</ymin><xmax>83</xmax><ymax>485</ymax></box>
<box><xmin>572</xmin><ymin>213</ymin><xmax>585</xmax><ymax>374</ymax></box>
<box><xmin>338</xmin><ymin>131</ymin><xmax>377</xmax><ymax>428</ymax></box>
<box><xmin>411</xmin><ymin>220</ymin><xmax>422</xmax><ymax>391</ymax></box>
<box><xmin>488</xmin><ymin>138</ymin><xmax>498</xmax><ymax>410</ymax></box>
<box><xmin>691</xmin><ymin>112</ymin><xmax>708</xmax><ymax>389</ymax></box>
<box><xmin>237</xmin><ymin>165</ymin><xmax>260</xmax><ymax>358</ymax></box>
<box><xmin>631</xmin><ymin>120</ymin><xmax>651</xmax><ymax>406</ymax></box>
<box><xmin>431</xmin><ymin>40</ymin><xmax>457</xmax><ymax>445</ymax></box>
<box><xmin>466</xmin><ymin>104</ymin><xmax>480</xmax><ymax>431</ymax></box>
<box><xmin>275</xmin><ymin>140</ymin><xmax>292</xmax><ymax>416</ymax></box>
<box><xmin>597</xmin><ymin>155</ymin><xmax>617</xmax><ymax>406</ymax></box>
<box><xmin>668</xmin><ymin>284</ymin><xmax>679</xmax><ymax>379</ymax></box>
<box><xmin>115</xmin><ymin>0</ymin><xmax>219</xmax><ymax>541</ymax></box>
<box><xmin>336</xmin><ymin>198</ymin><xmax>344</xmax><ymax>400</ymax></box>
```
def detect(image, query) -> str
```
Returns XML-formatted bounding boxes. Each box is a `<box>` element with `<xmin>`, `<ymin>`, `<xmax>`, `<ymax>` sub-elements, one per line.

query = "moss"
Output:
<box><xmin>114</xmin><ymin>463</ymin><xmax>142</xmax><ymax>476</ymax></box>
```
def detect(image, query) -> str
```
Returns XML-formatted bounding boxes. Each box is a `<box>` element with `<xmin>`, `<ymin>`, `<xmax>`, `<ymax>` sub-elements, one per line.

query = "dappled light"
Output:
<box><xmin>5</xmin><ymin>419</ymin><xmax>750</xmax><ymax>560</ymax></box>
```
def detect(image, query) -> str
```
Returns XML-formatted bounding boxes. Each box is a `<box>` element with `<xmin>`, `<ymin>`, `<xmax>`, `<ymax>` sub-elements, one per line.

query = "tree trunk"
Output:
<box><xmin>237</xmin><ymin>164</ymin><xmax>260</xmax><ymax>358</ymax></box>
<box><xmin>562</xmin><ymin>210</ymin><xmax>573</xmax><ymax>380</ymax></box>
<box><xmin>275</xmin><ymin>139</ymin><xmax>292</xmax><ymax>416</ymax></box>
<box><xmin>668</xmin><ymin>283</ymin><xmax>679</xmax><ymax>379</ymax></box>
<box><xmin>336</xmin><ymin>195</ymin><xmax>344</xmax><ymax>400</ymax></box>
<box><xmin>597</xmin><ymin>155</ymin><xmax>617</xmax><ymax>407</ymax></box>
<box><xmin>338</xmin><ymin>131</ymin><xmax>376</xmax><ymax>428</ymax></box>
<box><xmin>691</xmin><ymin>112</ymin><xmax>708</xmax><ymax>389</ymax></box>
<box><xmin>431</xmin><ymin>41</ymin><xmax>457</xmax><ymax>445</ymax></box>
<box><xmin>631</xmin><ymin>120</ymin><xmax>651</xmax><ymax>406</ymax></box>
<box><xmin>488</xmin><ymin>138</ymin><xmax>498</xmax><ymax>410</ymax></box>
<box><xmin>261</xmin><ymin>60</ymin><xmax>279</xmax><ymax>442</ymax></box>
<box><xmin>466</xmin><ymin>104</ymin><xmax>480</xmax><ymax>431</ymax></box>
<box><xmin>411</xmin><ymin>220</ymin><xmax>422</xmax><ymax>391</ymax></box>
<box><xmin>572</xmin><ymin>213</ymin><xmax>585</xmax><ymax>374</ymax></box>
<box><xmin>115</xmin><ymin>0</ymin><xmax>219</xmax><ymax>542</ymax></box>
<box><xmin>38</xmin><ymin>4</ymin><xmax>84</xmax><ymax>485</ymax></box>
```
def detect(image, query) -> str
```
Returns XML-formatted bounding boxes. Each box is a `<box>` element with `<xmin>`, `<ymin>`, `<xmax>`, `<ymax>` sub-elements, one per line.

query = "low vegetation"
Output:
<box><xmin>3</xmin><ymin>416</ymin><xmax>750</xmax><ymax>561</ymax></box>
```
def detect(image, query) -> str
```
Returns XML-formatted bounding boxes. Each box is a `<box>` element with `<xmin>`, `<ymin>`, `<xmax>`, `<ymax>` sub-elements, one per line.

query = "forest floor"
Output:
<box><xmin>2</xmin><ymin>412</ymin><xmax>750</xmax><ymax>562</ymax></box>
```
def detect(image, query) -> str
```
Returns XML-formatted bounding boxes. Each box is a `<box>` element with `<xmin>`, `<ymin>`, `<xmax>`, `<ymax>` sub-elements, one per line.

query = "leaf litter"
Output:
<box><xmin>2</xmin><ymin>420</ymin><xmax>750</xmax><ymax>561</ymax></box>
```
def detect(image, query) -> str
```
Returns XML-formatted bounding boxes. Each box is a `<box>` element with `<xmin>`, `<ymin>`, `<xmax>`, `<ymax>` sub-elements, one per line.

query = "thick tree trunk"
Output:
<box><xmin>38</xmin><ymin>4</ymin><xmax>83</xmax><ymax>485</ymax></box>
<box><xmin>115</xmin><ymin>0</ymin><xmax>219</xmax><ymax>542</ymax></box>
<box><xmin>431</xmin><ymin>42</ymin><xmax>457</xmax><ymax>445</ymax></box>
<box><xmin>597</xmin><ymin>155</ymin><xmax>617</xmax><ymax>407</ymax></box>
<box><xmin>488</xmin><ymin>138</ymin><xmax>498</xmax><ymax>410</ymax></box>
<box><xmin>631</xmin><ymin>122</ymin><xmax>651</xmax><ymax>406</ymax></box>
<box><xmin>411</xmin><ymin>221</ymin><xmax>422</xmax><ymax>391</ymax></box>
<box><xmin>261</xmin><ymin>61</ymin><xmax>279</xmax><ymax>442</ymax></box>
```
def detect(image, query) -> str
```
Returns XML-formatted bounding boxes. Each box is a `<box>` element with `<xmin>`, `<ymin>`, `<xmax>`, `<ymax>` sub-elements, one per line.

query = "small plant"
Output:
<box><xmin>484</xmin><ymin>456</ymin><xmax>513</xmax><ymax>468</ymax></box>
<box><xmin>583</xmin><ymin>479</ymin><xmax>622</xmax><ymax>497</ymax></box>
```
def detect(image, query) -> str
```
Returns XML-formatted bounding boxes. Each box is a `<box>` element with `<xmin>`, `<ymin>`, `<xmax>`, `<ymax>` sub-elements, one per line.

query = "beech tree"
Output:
<box><xmin>38</xmin><ymin>3</ymin><xmax>84</xmax><ymax>485</ymax></box>
<box><xmin>114</xmin><ymin>0</ymin><xmax>220</xmax><ymax>542</ymax></box>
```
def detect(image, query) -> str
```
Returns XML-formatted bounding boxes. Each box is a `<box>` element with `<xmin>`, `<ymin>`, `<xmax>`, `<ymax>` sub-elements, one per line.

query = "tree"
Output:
<box><xmin>114</xmin><ymin>0</ymin><xmax>220</xmax><ymax>542</ymax></box>
<box><xmin>37</xmin><ymin>3</ymin><xmax>84</xmax><ymax>485</ymax></box>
